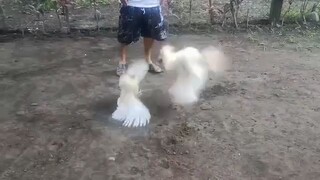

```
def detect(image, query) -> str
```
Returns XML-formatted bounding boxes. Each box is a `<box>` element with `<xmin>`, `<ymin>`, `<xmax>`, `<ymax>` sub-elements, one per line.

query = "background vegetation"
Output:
<box><xmin>0</xmin><ymin>0</ymin><xmax>319</xmax><ymax>35</ymax></box>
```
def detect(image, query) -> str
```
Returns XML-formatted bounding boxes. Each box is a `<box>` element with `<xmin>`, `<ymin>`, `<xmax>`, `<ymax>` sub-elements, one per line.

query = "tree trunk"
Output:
<box><xmin>93</xmin><ymin>0</ymin><xmax>100</xmax><ymax>31</ymax></box>
<box><xmin>0</xmin><ymin>5</ymin><xmax>7</xmax><ymax>30</ymax></box>
<box><xmin>56</xmin><ymin>9</ymin><xmax>62</xmax><ymax>31</ymax></box>
<box><xmin>230</xmin><ymin>0</ymin><xmax>238</xmax><ymax>29</ymax></box>
<box><xmin>189</xmin><ymin>0</ymin><xmax>193</xmax><ymax>26</ymax></box>
<box><xmin>300</xmin><ymin>0</ymin><xmax>309</xmax><ymax>24</ymax></box>
<box><xmin>270</xmin><ymin>0</ymin><xmax>284</xmax><ymax>26</ymax></box>
<box><xmin>281</xmin><ymin>0</ymin><xmax>293</xmax><ymax>26</ymax></box>
<box><xmin>208</xmin><ymin>0</ymin><xmax>214</xmax><ymax>24</ymax></box>
<box><xmin>65</xmin><ymin>5</ymin><xmax>70</xmax><ymax>33</ymax></box>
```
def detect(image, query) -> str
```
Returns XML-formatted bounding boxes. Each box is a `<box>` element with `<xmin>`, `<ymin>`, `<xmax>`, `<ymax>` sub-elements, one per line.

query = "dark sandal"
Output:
<box><xmin>116</xmin><ymin>64</ymin><xmax>127</xmax><ymax>76</ymax></box>
<box><xmin>149</xmin><ymin>63</ymin><xmax>163</xmax><ymax>73</ymax></box>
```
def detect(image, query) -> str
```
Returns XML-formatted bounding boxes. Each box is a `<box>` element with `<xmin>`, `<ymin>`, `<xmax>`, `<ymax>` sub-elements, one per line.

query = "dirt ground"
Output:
<box><xmin>0</xmin><ymin>30</ymin><xmax>320</xmax><ymax>180</ymax></box>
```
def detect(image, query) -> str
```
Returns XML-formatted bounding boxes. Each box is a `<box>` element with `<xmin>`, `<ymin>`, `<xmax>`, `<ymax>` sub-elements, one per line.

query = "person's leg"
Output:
<box><xmin>116</xmin><ymin>6</ymin><xmax>141</xmax><ymax>76</ymax></box>
<box><xmin>141</xmin><ymin>6</ymin><xmax>168</xmax><ymax>73</ymax></box>
<box><xmin>116</xmin><ymin>43</ymin><xmax>128</xmax><ymax>76</ymax></box>
<box><xmin>144</xmin><ymin>37</ymin><xmax>163</xmax><ymax>73</ymax></box>
<box><xmin>143</xmin><ymin>37</ymin><xmax>154</xmax><ymax>64</ymax></box>
<box><xmin>119</xmin><ymin>43</ymin><xmax>127</xmax><ymax>64</ymax></box>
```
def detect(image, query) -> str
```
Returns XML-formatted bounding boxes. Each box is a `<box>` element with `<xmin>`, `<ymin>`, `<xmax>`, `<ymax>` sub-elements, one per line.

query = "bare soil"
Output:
<box><xmin>0</xmin><ymin>31</ymin><xmax>320</xmax><ymax>180</ymax></box>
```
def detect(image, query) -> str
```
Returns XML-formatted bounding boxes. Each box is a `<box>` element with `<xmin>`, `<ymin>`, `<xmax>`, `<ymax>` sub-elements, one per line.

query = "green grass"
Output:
<box><xmin>15</xmin><ymin>0</ymin><xmax>113</xmax><ymax>12</ymax></box>
<box><xmin>283</xmin><ymin>10</ymin><xmax>301</xmax><ymax>23</ymax></box>
<box><xmin>75</xmin><ymin>0</ymin><xmax>112</xmax><ymax>7</ymax></box>
<box><xmin>283</xmin><ymin>5</ymin><xmax>320</xmax><ymax>24</ymax></box>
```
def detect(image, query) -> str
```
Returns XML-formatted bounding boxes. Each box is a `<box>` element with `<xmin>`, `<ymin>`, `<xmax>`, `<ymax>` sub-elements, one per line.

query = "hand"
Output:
<box><xmin>120</xmin><ymin>0</ymin><xmax>128</xmax><ymax>6</ymax></box>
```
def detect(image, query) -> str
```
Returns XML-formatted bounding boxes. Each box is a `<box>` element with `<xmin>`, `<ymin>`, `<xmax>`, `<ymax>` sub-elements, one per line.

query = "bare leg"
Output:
<box><xmin>143</xmin><ymin>37</ymin><xmax>154</xmax><ymax>64</ymax></box>
<box><xmin>116</xmin><ymin>43</ymin><xmax>128</xmax><ymax>76</ymax></box>
<box><xmin>144</xmin><ymin>37</ymin><xmax>163</xmax><ymax>73</ymax></box>
<box><xmin>120</xmin><ymin>43</ymin><xmax>127</xmax><ymax>65</ymax></box>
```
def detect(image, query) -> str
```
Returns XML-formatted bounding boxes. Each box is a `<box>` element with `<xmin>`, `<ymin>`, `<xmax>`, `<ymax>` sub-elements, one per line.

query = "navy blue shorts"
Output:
<box><xmin>117</xmin><ymin>5</ymin><xmax>168</xmax><ymax>45</ymax></box>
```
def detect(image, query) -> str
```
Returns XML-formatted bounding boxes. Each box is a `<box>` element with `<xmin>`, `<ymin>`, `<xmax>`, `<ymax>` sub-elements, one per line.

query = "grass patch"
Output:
<box><xmin>75</xmin><ymin>0</ymin><xmax>113</xmax><ymax>7</ymax></box>
<box><xmin>283</xmin><ymin>10</ymin><xmax>301</xmax><ymax>23</ymax></box>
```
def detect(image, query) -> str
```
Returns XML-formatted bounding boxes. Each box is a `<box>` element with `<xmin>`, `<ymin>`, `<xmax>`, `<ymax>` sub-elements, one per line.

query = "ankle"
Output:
<box><xmin>145</xmin><ymin>59</ymin><xmax>152</xmax><ymax>64</ymax></box>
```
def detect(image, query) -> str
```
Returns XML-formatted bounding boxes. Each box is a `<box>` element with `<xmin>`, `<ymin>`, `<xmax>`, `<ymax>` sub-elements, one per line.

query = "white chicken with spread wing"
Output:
<box><xmin>112</xmin><ymin>60</ymin><xmax>151</xmax><ymax>127</ymax></box>
<box><xmin>159</xmin><ymin>45</ymin><xmax>228</xmax><ymax>106</ymax></box>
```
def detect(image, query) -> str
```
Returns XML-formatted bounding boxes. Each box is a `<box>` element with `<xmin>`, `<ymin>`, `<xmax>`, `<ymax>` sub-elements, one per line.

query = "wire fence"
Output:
<box><xmin>169</xmin><ymin>0</ymin><xmax>271</xmax><ymax>24</ymax></box>
<box><xmin>0</xmin><ymin>0</ymin><xmax>319</xmax><ymax>34</ymax></box>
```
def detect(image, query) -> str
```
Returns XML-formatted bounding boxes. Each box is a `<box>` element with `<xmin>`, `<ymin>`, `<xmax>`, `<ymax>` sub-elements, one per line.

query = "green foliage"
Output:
<box><xmin>284</xmin><ymin>10</ymin><xmax>301</xmax><ymax>23</ymax></box>
<box><xmin>286</xmin><ymin>36</ymin><xmax>297</xmax><ymax>43</ymax></box>
<box><xmin>14</xmin><ymin>0</ymin><xmax>112</xmax><ymax>13</ymax></box>
<box><xmin>14</xmin><ymin>0</ymin><xmax>58</xmax><ymax>12</ymax></box>
<box><xmin>284</xmin><ymin>7</ymin><xmax>317</xmax><ymax>24</ymax></box>
<box><xmin>40</xmin><ymin>0</ymin><xmax>59</xmax><ymax>11</ymax></box>
<box><xmin>75</xmin><ymin>0</ymin><xmax>111</xmax><ymax>7</ymax></box>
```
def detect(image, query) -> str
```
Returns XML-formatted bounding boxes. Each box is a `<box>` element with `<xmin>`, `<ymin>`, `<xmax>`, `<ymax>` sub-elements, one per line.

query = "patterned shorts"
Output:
<box><xmin>117</xmin><ymin>5</ymin><xmax>168</xmax><ymax>45</ymax></box>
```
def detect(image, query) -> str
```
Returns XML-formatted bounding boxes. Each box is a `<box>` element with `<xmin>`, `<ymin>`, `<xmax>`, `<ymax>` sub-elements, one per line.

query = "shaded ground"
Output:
<box><xmin>0</xmin><ymin>31</ymin><xmax>320</xmax><ymax>180</ymax></box>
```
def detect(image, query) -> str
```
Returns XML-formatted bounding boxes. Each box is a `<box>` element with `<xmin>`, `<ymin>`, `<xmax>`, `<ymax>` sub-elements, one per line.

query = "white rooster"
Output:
<box><xmin>112</xmin><ymin>60</ymin><xmax>151</xmax><ymax>127</ymax></box>
<box><xmin>159</xmin><ymin>45</ymin><xmax>228</xmax><ymax>106</ymax></box>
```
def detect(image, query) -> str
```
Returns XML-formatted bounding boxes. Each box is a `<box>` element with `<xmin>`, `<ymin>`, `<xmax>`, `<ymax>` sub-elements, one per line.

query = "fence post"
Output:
<box><xmin>0</xmin><ymin>5</ymin><xmax>6</xmax><ymax>30</ymax></box>
<box><xmin>189</xmin><ymin>0</ymin><xmax>193</xmax><ymax>26</ymax></box>
<box><xmin>270</xmin><ymin>0</ymin><xmax>284</xmax><ymax>26</ymax></box>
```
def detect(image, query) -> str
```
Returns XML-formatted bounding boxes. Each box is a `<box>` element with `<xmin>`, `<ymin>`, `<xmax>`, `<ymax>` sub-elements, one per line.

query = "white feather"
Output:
<box><xmin>200</xmin><ymin>46</ymin><xmax>229</xmax><ymax>74</ymax></box>
<box><xmin>112</xmin><ymin>60</ymin><xmax>151</xmax><ymax>127</ymax></box>
<box><xmin>159</xmin><ymin>45</ymin><xmax>227</xmax><ymax>106</ymax></box>
<box><xmin>126</xmin><ymin>60</ymin><xmax>150</xmax><ymax>82</ymax></box>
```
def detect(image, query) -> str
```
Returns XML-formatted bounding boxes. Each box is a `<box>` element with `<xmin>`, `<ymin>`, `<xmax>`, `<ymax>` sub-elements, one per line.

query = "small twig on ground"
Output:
<box><xmin>311</xmin><ymin>1</ymin><xmax>320</xmax><ymax>12</ymax></box>
<box><xmin>0</xmin><ymin>5</ymin><xmax>7</xmax><ymax>29</ymax></box>
<box><xmin>246</xmin><ymin>8</ymin><xmax>250</xmax><ymax>29</ymax></box>
<box><xmin>222</xmin><ymin>3</ymin><xmax>230</xmax><ymax>27</ymax></box>
<box><xmin>93</xmin><ymin>0</ymin><xmax>100</xmax><ymax>31</ymax></box>
<box><xmin>230</xmin><ymin>0</ymin><xmax>244</xmax><ymax>29</ymax></box>
<box><xmin>300</xmin><ymin>0</ymin><xmax>309</xmax><ymax>24</ymax></box>
<box><xmin>55</xmin><ymin>8</ymin><xmax>62</xmax><ymax>30</ymax></box>
<box><xmin>295</xmin><ymin>20</ymin><xmax>301</xmax><ymax>28</ymax></box>
<box><xmin>58</xmin><ymin>0</ymin><xmax>71</xmax><ymax>33</ymax></box>
<box><xmin>208</xmin><ymin>0</ymin><xmax>214</xmax><ymax>24</ymax></box>
<box><xmin>189</xmin><ymin>0</ymin><xmax>193</xmax><ymax>26</ymax></box>
<box><xmin>65</xmin><ymin>5</ymin><xmax>70</xmax><ymax>33</ymax></box>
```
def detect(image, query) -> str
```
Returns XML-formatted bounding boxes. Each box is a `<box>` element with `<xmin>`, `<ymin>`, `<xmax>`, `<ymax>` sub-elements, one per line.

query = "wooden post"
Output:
<box><xmin>208</xmin><ymin>0</ymin><xmax>214</xmax><ymax>24</ymax></box>
<box><xmin>55</xmin><ymin>8</ymin><xmax>62</xmax><ymax>31</ymax></box>
<box><xmin>0</xmin><ymin>5</ymin><xmax>7</xmax><ymax>30</ymax></box>
<box><xmin>270</xmin><ymin>0</ymin><xmax>284</xmax><ymax>26</ymax></box>
<box><xmin>65</xmin><ymin>5</ymin><xmax>70</xmax><ymax>33</ymax></box>
<box><xmin>93</xmin><ymin>0</ymin><xmax>100</xmax><ymax>31</ymax></box>
<box><xmin>189</xmin><ymin>0</ymin><xmax>192</xmax><ymax>26</ymax></box>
